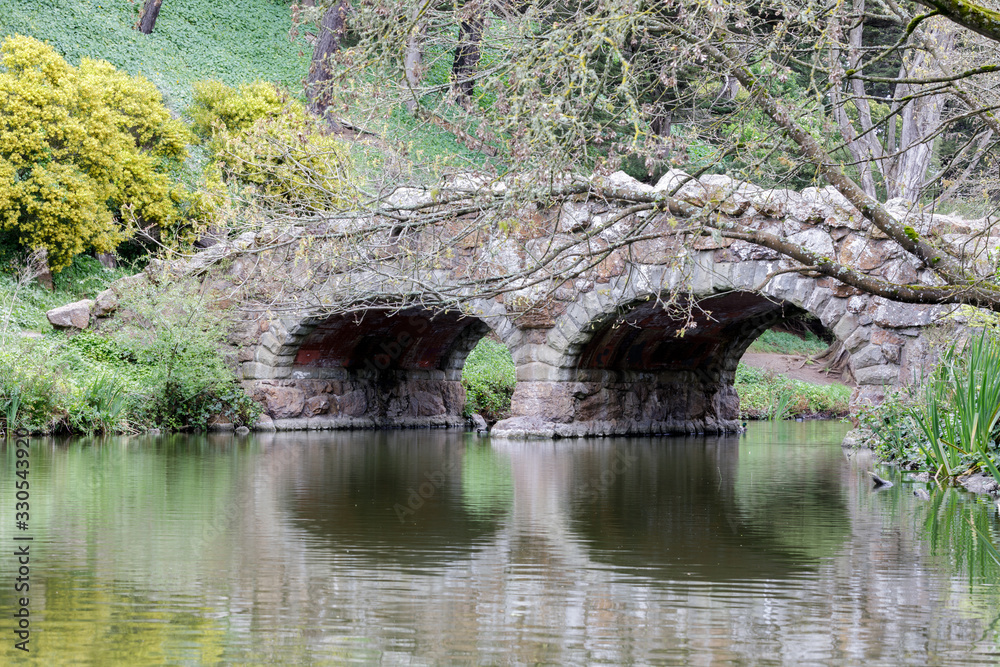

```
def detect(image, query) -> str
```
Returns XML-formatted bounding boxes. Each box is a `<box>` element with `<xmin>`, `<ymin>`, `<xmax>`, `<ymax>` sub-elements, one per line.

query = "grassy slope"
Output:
<box><xmin>0</xmin><ymin>256</ymin><xmax>131</xmax><ymax>333</ymax></box>
<box><xmin>746</xmin><ymin>328</ymin><xmax>828</xmax><ymax>356</ymax></box>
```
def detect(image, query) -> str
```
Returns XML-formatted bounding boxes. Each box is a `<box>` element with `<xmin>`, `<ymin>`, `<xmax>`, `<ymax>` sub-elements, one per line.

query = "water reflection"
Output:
<box><xmin>2</xmin><ymin>423</ymin><xmax>1000</xmax><ymax>664</ymax></box>
<box><xmin>564</xmin><ymin>433</ymin><xmax>847</xmax><ymax>581</ymax></box>
<box><xmin>281</xmin><ymin>431</ymin><xmax>511</xmax><ymax>568</ymax></box>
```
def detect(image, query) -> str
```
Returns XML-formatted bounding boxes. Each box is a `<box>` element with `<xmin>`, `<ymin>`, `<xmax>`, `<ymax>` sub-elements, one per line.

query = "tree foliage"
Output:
<box><xmin>0</xmin><ymin>35</ymin><xmax>191</xmax><ymax>270</ymax></box>
<box><xmin>190</xmin><ymin>79</ymin><xmax>357</xmax><ymax>216</ymax></box>
<box><xmin>260</xmin><ymin>0</ymin><xmax>1000</xmax><ymax>315</ymax></box>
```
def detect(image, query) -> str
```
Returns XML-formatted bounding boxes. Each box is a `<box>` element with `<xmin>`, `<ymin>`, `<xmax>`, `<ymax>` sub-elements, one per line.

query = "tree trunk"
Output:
<box><xmin>305</xmin><ymin>0</ymin><xmax>349</xmax><ymax>120</ymax></box>
<box><xmin>829</xmin><ymin>0</ymin><xmax>882</xmax><ymax>198</ymax></box>
<box><xmin>404</xmin><ymin>9</ymin><xmax>425</xmax><ymax>114</ymax></box>
<box><xmin>136</xmin><ymin>0</ymin><xmax>163</xmax><ymax>35</ymax></box>
<box><xmin>883</xmin><ymin>25</ymin><xmax>957</xmax><ymax>201</ymax></box>
<box><xmin>452</xmin><ymin>4</ymin><xmax>485</xmax><ymax>101</ymax></box>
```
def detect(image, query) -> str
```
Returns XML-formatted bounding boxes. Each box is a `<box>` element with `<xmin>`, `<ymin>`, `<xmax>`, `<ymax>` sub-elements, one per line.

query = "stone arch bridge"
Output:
<box><xmin>136</xmin><ymin>172</ymin><xmax>966</xmax><ymax>437</ymax></box>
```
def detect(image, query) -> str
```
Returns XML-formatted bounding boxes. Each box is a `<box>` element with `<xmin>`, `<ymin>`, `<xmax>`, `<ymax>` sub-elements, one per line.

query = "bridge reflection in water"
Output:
<box><xmin>9</xmin><ymin>422</ymin><xmax>1000</xmax><ymax>665</ymax></box>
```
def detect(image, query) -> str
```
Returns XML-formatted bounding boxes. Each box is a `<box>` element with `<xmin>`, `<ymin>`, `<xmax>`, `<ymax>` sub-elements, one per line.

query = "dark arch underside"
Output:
<box><xmin>578</xmin><ymin>291</ymin><xmax>804</xmax><ymax>372</ymax></box>
<box><xmin>294</xmin><ymin>308</ymin><xmax>488</xmax><ymax>372</ymax></box>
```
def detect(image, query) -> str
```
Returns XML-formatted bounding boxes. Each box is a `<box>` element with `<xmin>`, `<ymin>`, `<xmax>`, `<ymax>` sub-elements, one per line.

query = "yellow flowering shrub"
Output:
<box><xmin>189</xmin><ymin>79</ymin><xmax>292</xmax><ymax>138</ymax></box>
<box><xmin>191</xmin><ymin>80</ymin><xmax>355</xmax><ymax>216</ymax></box>
<box><xmin>0</xmin><ymin>35</ymin><xmax>192</xmax><ymax>270</ymax></box>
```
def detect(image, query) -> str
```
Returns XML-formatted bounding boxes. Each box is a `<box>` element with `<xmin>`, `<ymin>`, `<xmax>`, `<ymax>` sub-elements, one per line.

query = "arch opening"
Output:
<box><xmin>561</xmin><ymin>291</ymin><xmax>798</xmax><ymax>435</ymax></box>
<box><xmin>293</xmin><ymin>308</ymin><xmax>489</xmax><ymax>378</ymax></box>
<box><xmin>498</xmin><ymin>290</ymin><xmax>837</xmax><ymax>438</ymax></box>
<box><xmin>576</xmin><ymin>291</ymin><xmax>791</xmax><ymax>374</ymax></box>
<box><xmin>251</xmin><ymin>308</ymin><xmax>495</xmax><ymax>429</ymax></box>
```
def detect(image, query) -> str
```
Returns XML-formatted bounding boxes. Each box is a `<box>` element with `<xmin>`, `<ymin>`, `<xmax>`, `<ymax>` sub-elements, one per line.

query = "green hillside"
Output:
<box><xmin>0</xmin><ymin>0</ymin><xmax>311</xmax><ymax>109</ymax></box>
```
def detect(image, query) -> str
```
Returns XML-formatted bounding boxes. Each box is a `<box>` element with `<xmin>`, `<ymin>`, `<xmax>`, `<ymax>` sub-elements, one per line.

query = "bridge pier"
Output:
<box><xmin>494</xmin><ymin>374</ymin><xmax>742</xmax><ymax>438</ymax></box>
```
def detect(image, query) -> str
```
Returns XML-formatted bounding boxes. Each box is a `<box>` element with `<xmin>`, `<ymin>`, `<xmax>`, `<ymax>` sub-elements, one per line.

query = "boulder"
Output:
<box><xmin>93</xmin><ymin>289</ymin><xmax>119</xmax><ymax>317</ymax></box>
<box><xmin>255</xmin><ymin>385</ymin><xmax>305</xmax><ymax>419</ymax></box>
<box><xmin>207</xmin><ymin>414</ymin><xmax>234</xmax><ymax>431</ymax></box>
<box><xmin>46</xmin><ymin>300</ymin><xmax>94</xmax><ymax>330</ymax></box>
<box><xmin>470</xmin><ymin>413</ymin><xmax>489</xmax><ymax>433</ymax></box>
<box><xmin>254</xmin><ymin>414</ymin><xmax>277</xmax><ymax>432</ymax></box>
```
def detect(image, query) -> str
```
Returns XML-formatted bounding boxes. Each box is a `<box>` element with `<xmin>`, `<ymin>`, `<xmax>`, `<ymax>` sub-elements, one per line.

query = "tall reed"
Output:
<box><xmin>769</xmin><ymin>388</ymin><xmax>794</xmax><ymax>421</ymax></box>
<box><xmin>910</xmin><ymin>332</ymin><xmax>1000</xmax><ymax>481</ymax></box>
<box><xmin>2</xmin><ymin>387</ymin><xmax>20</xmax><ymax>435</ymax></box>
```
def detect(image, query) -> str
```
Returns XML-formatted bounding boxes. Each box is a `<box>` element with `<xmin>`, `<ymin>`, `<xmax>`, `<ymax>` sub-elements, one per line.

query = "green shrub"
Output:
<box><xmin>0</xmin><ymin>275</ymin><xmax>261</xmax><ymax>435</ymax></box>
<box><xmin>856</xmin><ymin>389</ymin><xmax>924</xmax><ymax>463</ymax></box>
<box><xmin>734</xmin><ymin>362</ymin><xmax>851</xmax><ymax>420</ymax></box>
<box><xmin>104</xmin><ymin>280</ymin><xmax>261</xmax><ymax>430</ymax></box>
<box><xmin>190</xmin><ymin>79</ymin><xmax>289</xmax><ymax>139</ymax></box>
<box><xmin>191</xmin><ymin>80</ymin><xmax>357</xmax><ymax>228</ymax></box>
<box><xmin>462</xmin><ymin>337</ymin><xmax>516</xmax><ymax>422</ymax></box>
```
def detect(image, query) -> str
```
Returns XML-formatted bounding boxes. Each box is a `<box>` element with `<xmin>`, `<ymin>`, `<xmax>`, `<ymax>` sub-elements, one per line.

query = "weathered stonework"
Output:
<box><xmin>86</xmin><ymin>169</ymin><xmax>981</xmax><ymax>437</ymax></box>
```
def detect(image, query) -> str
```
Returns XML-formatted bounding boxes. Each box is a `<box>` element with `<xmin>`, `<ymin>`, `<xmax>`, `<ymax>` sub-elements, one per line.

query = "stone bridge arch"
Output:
<box><xmin>493</xmin><ymin>251</ymin><xmax>930</xmax><ymax>438</ymax></box>
<box><xmin>242</xmin><ymin>300</ymin><xmax>520</xmax><ymax>430</ymax></box>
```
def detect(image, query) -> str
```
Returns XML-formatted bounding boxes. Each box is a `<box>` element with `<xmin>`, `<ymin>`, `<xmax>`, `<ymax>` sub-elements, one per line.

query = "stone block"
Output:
<box><xmin>253</xmin><ymin>414</ymin><xmax>277</xmax><ymax>432</ymax></box>
<box><xmin>272</xmin><ymin>354</ymin><xmax>297</xmax><ymax>368</ymax></box>
<box><xmin>272</xmin><ymin>418</ymin><xmax>311</xmax><ymax>431</ymax></box>
<box><xmin>727</xmin><ymin>261</ymin><xmax>757</xmax><ymax>291</ymax></box>
<box><xmin>259</xmin><ymin>331</ymin><xmax>283</xmax><ymax>354</ymax></box>
<box><xmin>255</xmin><ymin>385</ymin><xmax>305</xmax><ymax>419</ymax></box>
<box><xmin>337</xmin><ymin>390</ymin><xmax>369</xmax><ymax>417</ymax></box>
<box><xmin>843</xmin><ymin>327</ymin><xmax>870</xmax><ymax>353</ymax></box>
<box><xmin>302</xmin><ymin>394</ymin><xmax>331</xmax><ymax>417</ymax></box>
<box><xmin>515</xmin><ymin>362</ymin><xmax>561</xmax><ymax>382</ymax></box>
<box><xmin>870</xmin><ymin>328</ymin><xmax>906</xmax><ymax>346</ymax></box>
<box><xmin>802</xmin><ymin>286</ymin><xmax>832</xmax><ymax>315</ymax></box>
<box><xmin>833</xmin><ymin>313</ymin><xmax>859</xmax><ymax>341</ymax></box>
<box><xmin>254</xmin><ymin>349</ymin><xmax>277</xmax><ymax>365</ymax></box>
<box><xmin>850</xmin><ymin>344</ymin><xmax>885</xmax><ymax>370</ymax></box>
<box><xmin>871</xmin><ymin>299</ymin><xmax>949</xmax><ymax>328</ymax></box>
<box><xmin>854</xmin><ymin>364</ymin><xmax>900</xmax><ymax>385</ymax></box>
<box><xmin>882</xmin><ymin>343</ymin><xmax>902</xmax><ymax>364</ymax></box>
<box><xmin>47</xmin><ymin>300</ymin><xmax>94</xmax><ymax>330</ymax></box>
<box><xmin>241</xmin><ymin>362</ymin><xmax>273</xmax><ymax>380</ymax></box>
<box><xmin>511</xmin><ymin>343</ymin><xmax>565</xmax><ymax>367</ymax></box>
<box><xmin>821</xmin><ymin>291</ymin><xmax>854</xmax><ymax>325</ymax></box>
<box><xmin>93</xmin><ymin>289</ymin><xmax>118</xmax><ymax>317</ymax></box>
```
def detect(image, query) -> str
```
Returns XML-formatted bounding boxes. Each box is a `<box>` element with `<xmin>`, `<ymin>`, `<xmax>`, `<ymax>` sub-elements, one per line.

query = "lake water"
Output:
<box><xmin>2</xmin><ymin>421</ymin><xmax>1000</xmax><ymax>665</ymax></box>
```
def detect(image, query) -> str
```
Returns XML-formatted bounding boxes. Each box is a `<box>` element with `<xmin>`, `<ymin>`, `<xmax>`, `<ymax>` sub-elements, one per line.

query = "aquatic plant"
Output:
<box><xmin>769</xmin><ymin>388</ymin><xmax>794</xmax><ymax>421</ymax></box>
<box><xmin>910</xmin><ymin>332</ymin><xmax>1000</xmax><ymax>482</ymax></box>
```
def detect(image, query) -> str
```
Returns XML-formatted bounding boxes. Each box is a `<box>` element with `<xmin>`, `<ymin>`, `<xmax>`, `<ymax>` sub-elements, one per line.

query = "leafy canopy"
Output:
<box><xmin>0</xmin><ymin>35</ymin><xmax>191</xmax><ymax>270</ymax></box>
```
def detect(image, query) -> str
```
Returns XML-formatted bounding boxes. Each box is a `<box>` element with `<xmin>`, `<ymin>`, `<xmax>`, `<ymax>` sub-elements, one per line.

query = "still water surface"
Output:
<box><xmin>2</xmin><ymin>421</ymin><xmax>1000</xmax><ymax>665</ymax></box>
